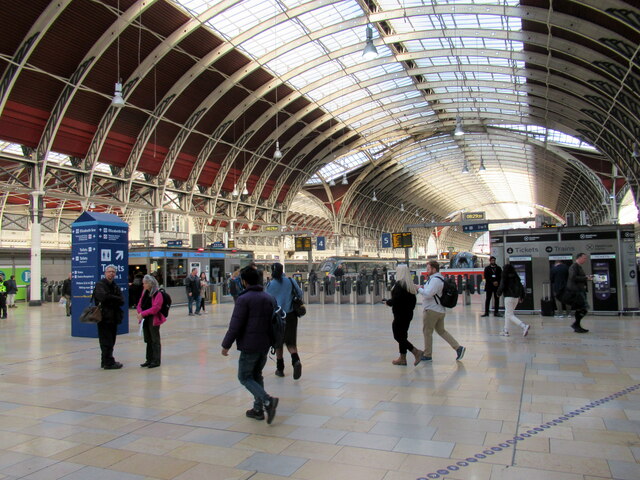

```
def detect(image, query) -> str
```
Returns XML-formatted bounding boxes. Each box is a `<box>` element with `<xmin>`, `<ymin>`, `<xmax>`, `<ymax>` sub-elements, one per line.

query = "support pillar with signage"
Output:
<box><xmin>71</xmin><ymin>212</ymin><xmax>129</xmax><ymax>338</ymax></box>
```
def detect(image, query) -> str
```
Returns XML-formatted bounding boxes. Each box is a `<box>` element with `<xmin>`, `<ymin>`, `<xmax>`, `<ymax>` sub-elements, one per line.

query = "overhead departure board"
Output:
<box><xmin>391</xmin><ymin>232</ymin><xmax>413</xmax><ymax>248</ymax></box>
<box><xmin>295</xmin><ymin>236</ymin><xmax>312</xmax><ymax>251</ymax></box>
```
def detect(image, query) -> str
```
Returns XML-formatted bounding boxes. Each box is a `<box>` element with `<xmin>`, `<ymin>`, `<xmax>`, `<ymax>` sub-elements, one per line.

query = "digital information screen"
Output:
<box><xmin>391</xmin><ymin>232</ymin><xmax>413</xmax><ymax>248</ymax></box>
<box><xmin>295</xmin><ymin>236</ymin><xmax>312</xmax><ymax>251</ymax></box>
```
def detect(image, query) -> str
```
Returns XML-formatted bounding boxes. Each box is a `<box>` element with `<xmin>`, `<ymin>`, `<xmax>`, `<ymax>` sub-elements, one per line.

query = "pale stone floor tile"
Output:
<box><xmin>109</xmin><ymin>452</ymin><xmax>197</xmax><ymax>479</ymax></box>
<box><xmin>167</xmin><ymin>442</ymin><xmax>254</xmax><ymax>467</ymax></box>
<box><xmin>0</xmin><ymin>303</ymin><xmax>639</xmax><ymax>480</ymax></box>
<box><xmin>173</xmin><ymin>463</ymin><xmax>253</xmax><ymax>480</ymax></box>
<box><xmin>513</xmin><ymin>450</ymin><xmax>611</xmax><ymax>477</ymax></box>
<box><xmin>237</xmin><ymin>451</ymin><xmax>307</xmax><ymax>477</ymax></box>
<box><xmin>550</xmin><ymin>438</ymin><xmax>636</xmax><ymax>461</ymax></box>
<box><xmin>331</xmin><ymin>445</ymin><xmax>407</xmax><ymax>470</ymax></box>
<box><xmin>64</xmin><ymin>446</ymin><xmax>137</xmax><ymax>468</ymax></box>
<box><xmin>294</xmin><ymin>458</ymin><xmax>387</xmax><ymax>480</ymax></box>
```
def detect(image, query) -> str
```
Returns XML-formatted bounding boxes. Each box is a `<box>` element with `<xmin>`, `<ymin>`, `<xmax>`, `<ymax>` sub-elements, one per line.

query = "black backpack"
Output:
<box><xmin>158</xmin><ymin>288</ymin><xmax>172</xmax><ymax>317</ymax></box>
<box><xmin>435</xmin><ymin>276</ymin><xmax>459</xmax><ymax>308</ymax></box>
<box><xmin>269</xmin><ymin>299</ymin><xmax>287</xmax><ymax>354</ymax></box>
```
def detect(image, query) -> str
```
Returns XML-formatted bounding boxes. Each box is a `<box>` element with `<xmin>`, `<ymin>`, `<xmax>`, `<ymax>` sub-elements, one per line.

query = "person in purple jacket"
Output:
<box><xmin>221</xmin><ymin>266</ymin><xmax>279</xmax><ymax>424</ymax></box>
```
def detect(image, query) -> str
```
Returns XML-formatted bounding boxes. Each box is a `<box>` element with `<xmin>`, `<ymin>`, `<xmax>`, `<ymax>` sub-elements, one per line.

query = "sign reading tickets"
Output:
<box><xmin>463</xmin><ymin>211</ymin><xmax>485</xmax><ymax>221</ymax></box>
<box><xmin>71</xmin><ymin>212</ymin><xmax>129</xmax><ymax>338</ymax></box>
<box><xmin>295</xmin><ymin>236</ymin><xmax>312</xmax><ymax>252</ymax></box>
<box><xmin>392</xmin><ymin>232</ymin><xmax>413</xmax><ymax>248</ymax></box>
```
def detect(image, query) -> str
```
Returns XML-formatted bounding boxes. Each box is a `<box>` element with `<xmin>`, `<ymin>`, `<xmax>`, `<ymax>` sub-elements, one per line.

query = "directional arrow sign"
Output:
<box><xmin>116</xmin><ymin>250</ymin><xmax>124</xmax><ymax>260</ymax></box>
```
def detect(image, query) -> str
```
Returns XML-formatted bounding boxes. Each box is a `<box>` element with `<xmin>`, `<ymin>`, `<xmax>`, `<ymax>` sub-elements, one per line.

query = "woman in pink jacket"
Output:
<box><xmin>136</xmin><ymin>274</ymin><xmax>166</xmax><ymax>368</ymax></box>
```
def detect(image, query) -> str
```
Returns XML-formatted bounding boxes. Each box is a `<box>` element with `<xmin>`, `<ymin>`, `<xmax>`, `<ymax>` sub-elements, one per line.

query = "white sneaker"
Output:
<box><xmin>500</xmin><ymin>330</ymin><xmax>510</xmax><ymax>336</ymax></box>
<box><xmin>523</xmin><ymin>324</ymin><xmax>530</xmax><ymax>337</ymax></box>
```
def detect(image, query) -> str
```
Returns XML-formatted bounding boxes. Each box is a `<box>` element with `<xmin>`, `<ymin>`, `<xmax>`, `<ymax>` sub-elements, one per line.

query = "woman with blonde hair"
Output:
<box><xmin>384</xmin><ymin>264</ymin><xmax>423</xmax><ymax>365</ymax></box>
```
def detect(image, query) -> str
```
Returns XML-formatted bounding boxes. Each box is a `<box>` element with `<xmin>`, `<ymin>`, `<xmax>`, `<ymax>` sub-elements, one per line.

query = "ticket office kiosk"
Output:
<box><xmin>591</xmin><ymin>253</ymin><xmax>618</xmax><ymax>311</ymax></box>
<box><xmin>508</xmin><ymin>256</ymin><xmax>534</xmax><ymax>310</ymax></box>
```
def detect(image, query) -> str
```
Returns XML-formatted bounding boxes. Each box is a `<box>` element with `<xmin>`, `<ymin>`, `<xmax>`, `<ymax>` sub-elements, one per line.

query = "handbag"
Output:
<box><xmin>289</xmin><ymin>278</ymin><xmax>306</xmax><ymax>317</ymax></box>
<box><xmin>79</xmin><ymin>296</ymin><xmax>102</xmax><ymax>323</ymax></box>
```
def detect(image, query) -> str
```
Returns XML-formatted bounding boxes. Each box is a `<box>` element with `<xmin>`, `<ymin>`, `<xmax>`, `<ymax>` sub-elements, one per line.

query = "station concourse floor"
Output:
<box><xmin>0</xmin><ymin>297</ymin><xmax>639</xmax><ymax>480</ymax></box>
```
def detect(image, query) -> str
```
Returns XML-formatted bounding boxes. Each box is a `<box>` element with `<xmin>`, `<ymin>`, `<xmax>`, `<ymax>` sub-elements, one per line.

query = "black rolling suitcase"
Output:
<box><xmin>540</xmin><ymin>282</ymin><xmax>555</xmax><ymax>317</ymax></box>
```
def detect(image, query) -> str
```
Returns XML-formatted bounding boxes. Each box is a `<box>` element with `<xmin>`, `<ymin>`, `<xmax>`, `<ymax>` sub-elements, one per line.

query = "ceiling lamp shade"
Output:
<box><xmin>400</xmin><ymin>203</ymin><xmax>404</xmax><ymax>212</ymax></box>
<box><xmin>462</xmin><ymin>161</ymin><xmax>470</xmax><ymax>173</ymax></box>
<box><xmin>112</xmin><ymin>82</ymin><xmax>125</xmax><ymax>107</ymax></box>
<box><xmin>362</xmin><ymin>25</ymin><xmax>378</xmax><ymax>60</ymax></box>
<box><xmin>372</xmin><ymin>191</ymin><xmax>377</xmax><ymax>201</ymax></box>
<box><xmin>329</xmin><ymin>178</ymin><xmax>336</xmax><ymax>186</ymax></box>
<box><xmin>232</xmin><ymin>183</ymin><xmax>239</xmax><ymax>196</ymax></box>
<box><xmin>479</xmin><ymin>157</ymin><xmax>486</xmax><ymax>171</ymax></box>
<box><xmin>342</xmin><ymin>174</ymin><xmax>348</xmax><ymax>185</ymax></box>
<box><xmin>454</xmin><ymin>116</ymin><xmax>464</xmax><ymax>136</ymax></box>
<box><xmin>273</xmin><ymin>141</ymin><xmax>283</xmax><ymax>159</ymax></box>
<box><xmin>242</xmin><ymin>183</ymin><xmax>249</xmax><ymax>195</ymax></box>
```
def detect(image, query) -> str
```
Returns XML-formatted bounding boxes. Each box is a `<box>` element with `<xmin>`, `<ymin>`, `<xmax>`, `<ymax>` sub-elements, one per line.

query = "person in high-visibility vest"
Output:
<box><xmin>0</xmin><ymin>277</ymin><xmax>7</xmax><ymax>319</ymax></box>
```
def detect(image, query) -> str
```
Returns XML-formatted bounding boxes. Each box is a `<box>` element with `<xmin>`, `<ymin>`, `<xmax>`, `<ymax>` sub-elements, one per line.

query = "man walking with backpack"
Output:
<box><xmin>221</xmin><ymin>266</ymin><xmax>279</xmax><ymax>424</ymax></box>
<box><xmin>417</xmin><ymin>261</ymin><xmax>465</xmax><ymax>363</ymax></box>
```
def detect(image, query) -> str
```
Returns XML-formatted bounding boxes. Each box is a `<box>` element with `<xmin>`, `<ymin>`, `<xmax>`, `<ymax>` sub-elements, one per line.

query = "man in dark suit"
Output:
<box><xmin>481</xmin><ymin>256</ymin><xmax>502</xmax><ymax>317</ymax></box>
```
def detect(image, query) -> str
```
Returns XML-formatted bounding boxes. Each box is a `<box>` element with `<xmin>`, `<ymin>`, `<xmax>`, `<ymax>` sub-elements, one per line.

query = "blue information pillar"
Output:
<box><xmin>71</xmin><ymin>212</ymin><xmax>129</xmax><ymax>338</ymax></box>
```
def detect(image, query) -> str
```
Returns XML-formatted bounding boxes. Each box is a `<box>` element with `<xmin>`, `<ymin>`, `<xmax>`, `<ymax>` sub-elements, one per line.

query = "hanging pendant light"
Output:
<box><xmin>372</xmin><ymin>191</ymin><xmax>377</xmax><ymax>201</ymax></box>
<box><xmin>400</xmin><ymin>203</ymin><xmax>404</xmax><ymax>212</ymax></box>
<box><xmin>454</xmin><ymin>116</ymin><xmax>464</xmax><ymax>136</ymax></box>
<box><xmin>479</xmin><ymin>157</ymin><xmax>486</xmax><ymax>172</ymax></box>
<box><xmin>273</xmin><ymin>140</ymin><xmax>283</xmax><ymax>159</ymax></box>
<box><xmin>462</xmin><ymin>160</ymin><xmax>470</xmax><ymax>173</ymax></box>
<box><xmin>342</xmin><ymin>173</ymin><xmax>348</xmax><ymax>185</ymax></box>
<box><xmin>112</xmin><ymin>81</ymin><xmax>125</xmax><ymax>107</ymax></box>
<box><xmin>633</xmin><ymin>142</ymin><xmax>640</xmax><ymax>158</ymax></box>
<box><xmin>242</xmin><ymin>183</ymin><xmax>249</xmax><ymax>195</ymax></box>
<box><xmin>329</xmin><ymin>178</ymin><xmax>336</xmax><ymax>186</ymax></box>
<box><xmin>362</xmin><ymin>24</ymin><xmax>378</xmax><ymax>60</ymax></box>
<box><xmin>232</xmin><ymin>183</ymin><xmax>239</xmax><ymax>196</ymax></box>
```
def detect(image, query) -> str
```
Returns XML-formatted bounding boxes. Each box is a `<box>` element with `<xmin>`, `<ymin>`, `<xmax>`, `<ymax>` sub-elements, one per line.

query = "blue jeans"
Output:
<box><xmin>188</xmin><ymin>295</ymin><xmax>201</xmax><ymax>314</ymax></box>
<box><xmin>238</xmin><ymin>351</ymin><xmax>269</xmax><ymax>411</ymax></box>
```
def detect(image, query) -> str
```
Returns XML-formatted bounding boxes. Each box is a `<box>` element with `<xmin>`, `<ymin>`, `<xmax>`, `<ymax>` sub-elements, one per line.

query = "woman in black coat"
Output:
<box><xmin>385</xmin><ymin>264</ymin><xmax>423</xmax><ymax>365</ymax></box>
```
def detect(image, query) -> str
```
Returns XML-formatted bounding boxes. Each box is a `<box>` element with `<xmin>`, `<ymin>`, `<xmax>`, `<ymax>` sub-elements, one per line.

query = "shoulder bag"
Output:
<box><xmin>289</xmin><ymin>278</ymin><xmax>306</xmax><ymax>317</ymax></box>
<box><xmin>79</xmin><ymin>294</ymin><xmax>102</xmax><ymax>323</ymax></box>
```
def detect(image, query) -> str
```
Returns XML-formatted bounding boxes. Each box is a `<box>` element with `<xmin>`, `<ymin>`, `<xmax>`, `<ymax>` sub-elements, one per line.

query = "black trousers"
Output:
<box><xmin>142</xmin><ymin>318</ymin><xmax>161</xmax><ymax>364</ymax></box>
<box><xmin>484</xmin><ymin>289</ymin><xmax>500</xmax><ymax>315</ymax></box>
<box><xmin>0</xmin><ymin>295</ymin><xmax>6</xmax><ymax>318</ymax></box>
<box><xmin>392</xmin><ymin>315</ymin><xmax>415</xmax><ymax>355</ymax></box>
<box><xmin>97</xmin><ymin>321</ymin><xmax>118</xmax><ymax>366</ymax></box>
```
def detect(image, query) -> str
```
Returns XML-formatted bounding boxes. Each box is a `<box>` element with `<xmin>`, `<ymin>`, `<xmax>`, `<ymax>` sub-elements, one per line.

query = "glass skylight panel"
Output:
<box><xmin>207</xmin><ymin>0</ymin><xmax>274</xmax><ymax>41</ymax></box>
<box><xmin>296</xmin><ymin>1</ymin><xmax>361</xmax><ymax>31</ymax></box>
<box><xmin>317</xmin><ymin>29</ymin><xmax>362</xmax><ymax>54</ymax></box>
<box><xmin>367</xmin><ymin>77</ymin><xmax>413</xmax><ymax>95</ymax></box>
<box><xmin>288</xmin><ymin>60</ymin><xmax>342</xmax><ymax>90</ymax></box>
<box><xmin>265</xmin><ymin>41</ymin><xmax>326</xmax><ymax>76</ymax></box>
<box><xmin>45</xmin><ymin>151</ymin><xmax>69</xmax><ymax>164</ymax></box>
<box><xmin>240</xmin><ymin>18</ymin><xmax>307</xmax><ymax>59</ymax></box>
<box><xmin>0</xmin><ymin>142</ymin><xmax>23</xmax><ymax>155</ymax></box>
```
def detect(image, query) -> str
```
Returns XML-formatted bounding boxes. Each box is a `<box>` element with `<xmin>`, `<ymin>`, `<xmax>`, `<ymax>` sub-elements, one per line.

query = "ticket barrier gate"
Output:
<box><xmin>320</xmin><ymin>276</ymin><xmax>336</xmax><ymax>304</ymax></box>
<box><xmin>337</xmin><ymin>278</ymin><xmax>351</xmax><ymax>304</ymax></box>
<box><xmin>306</xmin><ymin>281</ymin><xmax>320</xmax><ymax>304</ymax></box>
<box><xmin>353</xmin><ymin>278</ymin><xmax>367</xmax><ymax>304</ymax></box>
<box><xmin>370</xmin><ymin>280</ymin><xmax>384</xmax><ymax>304</ymax></box>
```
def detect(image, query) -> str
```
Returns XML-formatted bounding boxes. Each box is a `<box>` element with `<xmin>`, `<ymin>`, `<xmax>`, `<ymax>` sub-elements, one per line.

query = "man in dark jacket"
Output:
<box><xmin>185</xmin><ymin>268</ymin><xmax>201</xmax><ymax>316</ymax></box>
<box><xmin>566</xmin><ymin>253</ymin><xmax>592</xmax><ymax>333</ymax></box>
<box><xmin>550</xmin><ymin>260</ymin><xmax>570</xmax><ymax>318</ymax></box>
<box><xmin>221</xmin><ymin>266</ymin><xmax>279</xmax><ymax>424</ymax></box>
<box><xmin>61</xmin><ymin>273</ymin><xmax>72</xmax><ymax>316</ymax></box>
<box><xmin>5</xmin><ymin>275</ymin><xmax>18</xmax><ymax>308</ymax></box>
<box><xmin>93</xmin><ymin>264</ymin><xmax>125</xmax><ymax>369</ymax></box>
<box><xmin>481</xmin><ymin>256</ymin><xmax>502</xmax><ymax>317</ymax></box>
